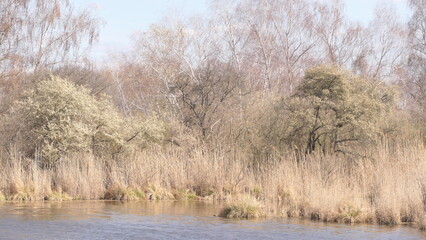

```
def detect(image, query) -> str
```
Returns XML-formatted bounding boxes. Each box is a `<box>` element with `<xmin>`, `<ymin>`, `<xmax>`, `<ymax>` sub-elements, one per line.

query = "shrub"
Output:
<box><xmin>290</xmin><ymin>65</ymin><xmax>395</xmax><ymax>154</ymax></box>
<box><xmin>241</xmin><ymin>66</ymin><xmax>396</xmax><ymax>157</ymax></box>
<box><xmin>5</xmin><ymin>76</ymin><xmax>127</xmax><ymax>164</ymax></box>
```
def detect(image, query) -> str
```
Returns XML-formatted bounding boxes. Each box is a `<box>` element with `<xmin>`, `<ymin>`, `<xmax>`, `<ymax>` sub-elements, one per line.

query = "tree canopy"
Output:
<box><xmin>242</xmin><ymin>66</ymin><xmax>395</xmax><ymax>157</ymax></box>
<box><xmin>5</xmin><ymin>76</ymin><xmax>124</xmax><ymax>163</ymax></box>
<box><xmin>291</xmin><ymin>66</ymin><xmax>395</xmax><ymax>154</ymax></box>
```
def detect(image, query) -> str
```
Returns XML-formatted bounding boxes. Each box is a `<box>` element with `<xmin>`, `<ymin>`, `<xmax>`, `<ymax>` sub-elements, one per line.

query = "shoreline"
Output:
<box><xmin>1</xmin><ymin>142</ymin><xmax>426</xmax><ymax>231</ymax></box>
<box><xmin>0</xmin><ymin>198</ymin><xmax>422</xmax><ymax>230</ymax></box>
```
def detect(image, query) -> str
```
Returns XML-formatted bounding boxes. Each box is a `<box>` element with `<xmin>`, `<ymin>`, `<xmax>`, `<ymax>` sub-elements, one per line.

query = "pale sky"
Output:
<box><xmin>72</xmin><ymin>0</ymin><xmax>411</xmax><ymax>61</ymax></box>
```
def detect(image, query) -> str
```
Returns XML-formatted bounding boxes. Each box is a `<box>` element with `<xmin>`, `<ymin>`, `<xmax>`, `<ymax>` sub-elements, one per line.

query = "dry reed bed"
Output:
<box><xmin>0</xmin><ymin>142</ymin><xmax>425</xmax><ymax>229</ymax></box>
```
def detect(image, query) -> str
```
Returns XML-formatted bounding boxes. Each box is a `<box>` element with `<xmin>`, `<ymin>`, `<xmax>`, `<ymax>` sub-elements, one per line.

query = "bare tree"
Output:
<box><xmin>24</xmin><ymin>0</ymin><xmax>99</xmax><ymax>72</ymax></box>
<box><xmin>406</xmin><ymin>0</ymin><xmax>426</xmax><ymax>112</ymax></box>
<box><xmin>313</xmin><ymin>0</ymin><xmax>367</xmax><ymax>67</ymax></box>
<box><xmin>364</xmin><ymin>5</ymin><xmax>407</xmax><ymax>81</ymax></box>
<box><xmin>233</xmin><ymin>0</ymin><xmax>317</xmax><ymax>94</ymax></box>
<box><xmin>0</xmin><ymin>0</ymin><xmax>99</xmax><ymax>112</ymax></box>
<box><xmin>128</xmin><ymin>12</ymin><xmax>246</xmax><ymax>140</ymax></box>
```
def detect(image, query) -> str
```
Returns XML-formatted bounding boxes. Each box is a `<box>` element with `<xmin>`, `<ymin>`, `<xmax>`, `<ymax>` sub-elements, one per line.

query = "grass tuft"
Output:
<box><xmin>45</xmin><ymin>191</ymin><xmax>72</xmax><ymax>201</ymax></box>
<box><xmin>145</xmin><ymin>186</ymin><xmax>174</xmax><ymax>200</ymax></box>
<box><xmin>104</xmin><ymin>186</ymin><xmax>145</xmax><ymax>200</ymax></box>
<box><xmin>219</xmin><ymin>194</ymin><xmax>265</xmax><ymax>219</ymax></box>
<box><xmin>172</xmin><ymin>189</ymin><xmax>200</xmax><ymax>200</ymax></box>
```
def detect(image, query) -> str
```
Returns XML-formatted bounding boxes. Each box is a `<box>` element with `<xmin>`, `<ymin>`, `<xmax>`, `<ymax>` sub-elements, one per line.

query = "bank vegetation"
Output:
<box><xmin>1</xmin><ymin>0</ymin><xmax>426</xmax><ymax>230</ymax></box>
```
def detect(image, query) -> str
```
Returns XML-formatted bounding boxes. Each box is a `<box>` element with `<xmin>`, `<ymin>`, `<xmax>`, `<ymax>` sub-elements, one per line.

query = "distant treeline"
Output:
<box><xmin>0</xmin><ymin>0</ymin><xmax>425</xmax><ymax>161</ymax></box>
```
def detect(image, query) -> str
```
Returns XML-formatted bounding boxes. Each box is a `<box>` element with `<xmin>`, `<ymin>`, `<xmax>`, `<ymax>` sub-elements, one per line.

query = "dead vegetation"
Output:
<box><xmin>0</xmin><ymin>140</ymin><xmax>426</xmax><ymax>229</ymax></box>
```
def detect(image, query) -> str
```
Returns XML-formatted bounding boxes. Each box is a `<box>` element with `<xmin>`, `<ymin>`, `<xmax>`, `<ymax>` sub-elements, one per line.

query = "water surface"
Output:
<box><xmin>0</xmin><ymin>201</ymin><xmax>424</xmax><ymax>240</ymax></box>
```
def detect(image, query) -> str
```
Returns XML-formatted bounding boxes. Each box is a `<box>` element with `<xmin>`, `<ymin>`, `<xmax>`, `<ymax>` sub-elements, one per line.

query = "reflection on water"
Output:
<box><xmin>0</xmin><ymin>201</ymin><xmax>425</xmax><ymax>240</ymax></box>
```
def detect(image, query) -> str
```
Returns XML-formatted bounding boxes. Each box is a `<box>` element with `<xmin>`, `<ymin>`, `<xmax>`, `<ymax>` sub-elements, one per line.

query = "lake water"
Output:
<box><xmin>0</xmin><ymin>201</ymin><xmax>424</xmax><ymax>240</ymax></box>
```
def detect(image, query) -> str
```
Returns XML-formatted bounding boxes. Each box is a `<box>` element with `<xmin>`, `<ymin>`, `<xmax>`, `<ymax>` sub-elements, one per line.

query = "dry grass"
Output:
<box><xmin>219</xmin><ymin>194</ymin><xmax>265</xmax><ymax>219</ymax></box>
<box><xmin>104</xmin><ymin>186</ymin><xmax>145</xmax><ymax>200</ymax></box>
<box><xmin>419</xmin><ymin>214</ymin><xmax>426</xmax><ymax>231</ymax></box>
<box><xmin>0</xmin><ymin>141</ymin><xmax>426</xmax><ymax>229</ymax></box>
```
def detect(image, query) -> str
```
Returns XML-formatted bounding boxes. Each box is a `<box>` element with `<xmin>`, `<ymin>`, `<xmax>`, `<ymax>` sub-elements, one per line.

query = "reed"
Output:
<box><xmin>0</xmin><ymin>141</ymin><xmax>426</xmax><ymax>229</ymax></box>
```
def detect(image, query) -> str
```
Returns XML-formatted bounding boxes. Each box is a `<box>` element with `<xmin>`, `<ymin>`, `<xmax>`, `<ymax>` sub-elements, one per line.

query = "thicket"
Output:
<box><xmin>0</xmin><ymin>76</ymin><xmax>167</xmax><ymax>165</ymax></box>
<box><xmin>0</xmin><ymin>65</ymin><xmax>398</xmax><ymax>166</ymax></box>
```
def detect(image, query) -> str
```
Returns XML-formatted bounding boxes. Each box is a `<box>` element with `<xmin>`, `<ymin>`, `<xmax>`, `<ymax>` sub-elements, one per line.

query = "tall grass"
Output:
<box><xmin>0</xmin><ymin>141</ymin><xmax>426</xmax><ymax>228</ymax></box>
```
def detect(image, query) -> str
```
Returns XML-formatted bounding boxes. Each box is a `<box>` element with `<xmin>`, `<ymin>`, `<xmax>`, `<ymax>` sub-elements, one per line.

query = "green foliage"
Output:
<box><xmin>241</xmin><ymin>66</ymin><xmax>395</xmax><ymax>156</ymax></box>
<box><xmin>4</xmin><ymin>76</ymin><xmax>168</xmax><ymax>164</ymax></box>
<box><xmin>7</xmin><ymin>76</ymin><xmax>124</xmax><ymax>163</ymax></box>
<box><xmin>130</xmin><ymin>115</ymin><xmax>168</xmax><ymax>148</ymax></box>
<box><xmin>289</xmin><ymin>65</ymin><xmax>395</xmax><ymax>154</ymax></box>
